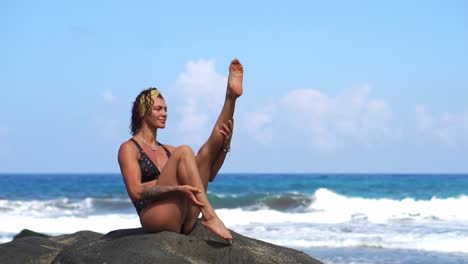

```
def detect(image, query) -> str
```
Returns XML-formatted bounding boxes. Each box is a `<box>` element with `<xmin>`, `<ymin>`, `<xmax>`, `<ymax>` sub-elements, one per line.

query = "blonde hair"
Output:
<box><xmin>130</xmin><ymin>88</ymin><xmax>163</xmax><ymax>135</ymax></box>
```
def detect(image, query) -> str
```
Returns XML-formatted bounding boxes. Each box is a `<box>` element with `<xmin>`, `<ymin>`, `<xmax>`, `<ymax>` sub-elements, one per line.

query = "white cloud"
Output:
<box><xmin>171</xmin><ymin>59</ymin><xmax>228</xmax><ymax>144</ymax></box>
<box><xmin>102</xmin><ymin>90</ymin><xmax>116</xmax><ymax>104</ymax></box>
<box><xmin>415</xmin><ymin>105</ymin><xmax>468</xmax><ymax>146</ymax></box>
<box><xmin>173</xmin><ymin>59</ymin><xmax>226</xmax><ymax>110</ymax></box>
<box><xmin>239</xmin><ymin>104</ymin><xmax>274</xmax><ymax>144</ymax></box>
<box><xmin>281</xmin><ymin>86</ymin><xmax>393</xmax><ymax>151</ymax></box>
<box><xmin>178</xmin><ymin>99</ymin><xmax>210</xmax><ymax>133</ymax></box>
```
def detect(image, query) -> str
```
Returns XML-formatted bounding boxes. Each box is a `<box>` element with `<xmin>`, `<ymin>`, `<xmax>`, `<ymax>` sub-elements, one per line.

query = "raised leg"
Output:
<box><xmin>196</xmin><ymin>58</ymin><xmax>244</xmax><ymax>189</ymax></box>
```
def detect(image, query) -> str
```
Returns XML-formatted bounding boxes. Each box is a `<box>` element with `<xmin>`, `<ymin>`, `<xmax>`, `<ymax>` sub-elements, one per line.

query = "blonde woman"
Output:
<box><xmin>118</xmin><ymin>59</ymin><xmax>243</xmax><ymax>241</ymax></box>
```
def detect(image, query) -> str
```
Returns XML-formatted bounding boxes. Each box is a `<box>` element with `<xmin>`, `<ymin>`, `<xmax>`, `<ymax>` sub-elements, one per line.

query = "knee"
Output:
<box><xmin>175</xmin><ymin>145</ymin><xmax>195</xmax><ymax>157</ymax></box>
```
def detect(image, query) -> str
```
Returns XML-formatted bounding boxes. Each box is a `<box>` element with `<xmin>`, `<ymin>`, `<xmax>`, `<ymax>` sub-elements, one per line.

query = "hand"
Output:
<box><xmin>219</xmin><ymin>119</ymin><xmax>234</xmax><ymax>149</ymax></box>
<box><xmin>177</xmin><ymin>185</ymin><xmax>204</xmax><ymax>206</ymax></box>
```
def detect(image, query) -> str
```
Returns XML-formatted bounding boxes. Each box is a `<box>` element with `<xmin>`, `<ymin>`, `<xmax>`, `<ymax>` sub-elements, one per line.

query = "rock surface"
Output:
<box><xmin>0</xmin><ymin>225</ymin><xmax>323</xmax><ymax>264</ymax></box>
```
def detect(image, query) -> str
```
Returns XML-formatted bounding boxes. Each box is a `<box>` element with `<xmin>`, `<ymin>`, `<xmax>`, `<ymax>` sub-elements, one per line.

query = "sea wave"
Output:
<box><xmin>209</xmin><ymin>192</ymin><xmax>312</xmax><ymax>211</ymax></box>
<box><xmin>2</xmin><ymin>188</ymin><xmax>468</xmax><ymax>253</ymax></box>
<box><xmin>0</xmin><ymin>213</ymin><xmax>140</xmax><ymax>243</ymax></box>
<box><xmin>307</xmin><ymin>188</ymin><xmax>468</xmax><ymax>223</ymax></box>
<box><xmin>2</xmin><ymin>188</ymin><xmax>468</xmax><ymax>222</ymax></box>
<box><xmin>212</xmin><ymin>187</ymin><xmax>468</xmax><ymax>223</ymax></box>
<box><xmin>0</xmin><ymin>197</ymin><xmax>134</xmax><ymax>217</ymax></box>
<box><xmin>2</xmin><ymin>208</ymin><xmax>467</xmax><ymax>254</ymax></box>
<box><xmin>216</xmin><ymin>208</ymin><xmax>468</xmax><ymax>254</ymax></box>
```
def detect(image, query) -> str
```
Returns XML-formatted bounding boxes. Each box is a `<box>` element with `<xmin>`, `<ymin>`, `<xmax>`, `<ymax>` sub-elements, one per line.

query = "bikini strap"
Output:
<box><xmin>157</xmin><ymin>142</ymin><xmax>172</xmax><ymax>158</ymax></box>
<box><xmin>131</xmin><ymin>138</ymin><xmax>170</xmax><ymax>157</ymax></box>
<box><xmin>129</xmin><ymin>138</ymin><xmax>143</xmax><ymax>152</ymax></box>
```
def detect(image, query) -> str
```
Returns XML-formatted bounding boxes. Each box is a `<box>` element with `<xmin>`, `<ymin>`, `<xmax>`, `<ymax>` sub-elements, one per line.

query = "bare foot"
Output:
<box><xmin>201</xmin><ymin>215</ymin><xmax>233</xmax><ymax>241</ymax></box>
<box><xmin>226</xmin><ymin>58</ymin><xmax>243</xmax><ymax>98</ymax></box>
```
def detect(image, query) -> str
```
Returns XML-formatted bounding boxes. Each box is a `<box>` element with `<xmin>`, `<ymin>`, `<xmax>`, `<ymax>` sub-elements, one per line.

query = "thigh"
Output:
<box><xmin>155</xmin><ymin>149</ymin><xmax>181</xmax><ymax>186</ymax></box>
<box><xmin>139</xmin><ymin>192</ymin><xmax>187</xmax><ymax>233</ymax></box>
<box><xmin>140</xmin><ymin>150</ymin><xmax>186</xmax><ymax>232</ymax></box>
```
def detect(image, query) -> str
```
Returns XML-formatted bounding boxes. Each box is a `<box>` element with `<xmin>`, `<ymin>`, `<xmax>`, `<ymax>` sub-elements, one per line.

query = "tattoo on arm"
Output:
<box><xmin>140</xmin><ymin>185</ymin><xmax>177</xmax><ymax>201</ymax></box>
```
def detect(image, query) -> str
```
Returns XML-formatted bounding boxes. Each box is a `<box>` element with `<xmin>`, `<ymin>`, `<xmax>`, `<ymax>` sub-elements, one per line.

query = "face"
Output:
<box><xmin>145</xmin><ymin>97</ymin><xmax>167</xmax><ymax>129</ymax></box>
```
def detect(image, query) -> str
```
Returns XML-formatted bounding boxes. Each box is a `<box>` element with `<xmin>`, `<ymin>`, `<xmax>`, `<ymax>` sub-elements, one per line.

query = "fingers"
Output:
<box><xmin>222</xmin><ymin>123</ymin><xmax>231</xmax><ymax>135</ymax></box>
<box><xmin>220</xmin><ymin>130</ymin><xmax>227</xmax><ymax>137</ymax></box>
<box><xmin>219</xmin><ymin>119</ymin><xmax>234</xmax><ymax>139</ymax></box>
<box><xmin>226</xmin><ymin>119</ymin><xmax>234</xmax><ymax>129</ymax></box>
<box><xmin>189</xmin><ymin>192</ymin><xmax>204</xmax><ymax>206</ymax></box>
<box><xmin>186</xmin><ymin>185</ymin><xmax>201</xmax><ymax>193</ymax></box>
<box><xmin>179</xmin><ymin>185</ymin><xmax>204</xmax><ymax>206</ymax></box>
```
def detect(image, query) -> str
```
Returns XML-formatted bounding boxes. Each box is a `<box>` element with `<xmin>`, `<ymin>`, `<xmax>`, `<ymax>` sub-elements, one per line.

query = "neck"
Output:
<box><xmin>137</xmin><ymin>128</ymin><xmax>159</xmax><ymax>151</ymax></box>
<box><xmin>138</xmin><ymin>127</ymin><xmax>158</xmax><ymax>143</ymax></box>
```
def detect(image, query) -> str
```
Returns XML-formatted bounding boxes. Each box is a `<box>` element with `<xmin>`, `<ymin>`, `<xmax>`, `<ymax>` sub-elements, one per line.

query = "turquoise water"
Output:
<box><xmin>1</xmin><ymin>173</ymin><xmax>468</xmax><ymax>263</ymax></box>
<box><xmin>3</xmin><ymin>173</ymin><xmax>466</xmax><ymax>203</ymax></box>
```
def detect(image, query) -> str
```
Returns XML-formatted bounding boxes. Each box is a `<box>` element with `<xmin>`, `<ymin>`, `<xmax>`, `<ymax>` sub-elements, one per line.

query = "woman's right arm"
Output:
<box><xmin>118</xmin><ymin>142</ymin><xmax>203</xmax><ymax>206</ymax></box>
<box><xmin>118</xmin><ymin>142</ymin><xmax>177</xmax><ymax>202</ymax></box>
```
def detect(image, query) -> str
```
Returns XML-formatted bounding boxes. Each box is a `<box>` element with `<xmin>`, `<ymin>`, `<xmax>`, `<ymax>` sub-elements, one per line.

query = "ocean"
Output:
<box><xmin>1</xmin><ymin>173</ymin><xmax>467</xmax><ymax>264</ymax></box>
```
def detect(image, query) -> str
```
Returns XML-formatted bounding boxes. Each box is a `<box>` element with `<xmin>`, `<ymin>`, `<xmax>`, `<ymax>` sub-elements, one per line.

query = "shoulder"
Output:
<box><xmin>118</xmin><ymin>139</ymin><xmax>139</xmax><ymax>158</ymax></box>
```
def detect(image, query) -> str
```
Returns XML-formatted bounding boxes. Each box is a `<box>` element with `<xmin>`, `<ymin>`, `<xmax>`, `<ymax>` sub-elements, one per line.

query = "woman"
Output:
<box><xmin>118</xmin><ymin>59</ymin><xmax>243</xmax><ymax>241</ymax></box>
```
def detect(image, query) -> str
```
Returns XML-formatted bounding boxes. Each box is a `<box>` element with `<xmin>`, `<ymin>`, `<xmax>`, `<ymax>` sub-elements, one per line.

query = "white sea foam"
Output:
<box><xmin>0</xmin><ymin>198</ymin><xmax>138</xmax><ymax>243</ymax></box>
<box><xmin>2</xmin><ymin>189</ymin><xmax>468</xmax><ymax>254</ymax></box>
<box><xmin>216</xmin><ymin>209</ymin><xmax>468</xmax><ymax>254</ymax></box>
<box><xmin>0</xmin><ymin>213</ymin><xmax>141</xmax><ymax>243</ymax></box>
<box><xmin>214</xmin><ymin>188</ymin><xmax>468</xmax><ymax>225</ymax></box>
<box><xmin>214</xmin><ymin>188</ymin><xmax>468</xmax><ymax>254</ymax></box>
<box><xmin>0</xmin><ymin>198</ymin><xmax>94</xmax><ymax>217</ymax></box>
<box><xmin>308</xmin><ymin>188</ymin><xmax>468</xmax><ymax>223</ymax></box>
<box><xmin>3</xmin><ymin>188</ymin><xmax>467</xmax><ymax>222</ymax></box>
<box><xmin>0</xmin><ymin>198</ymin><xmax>133</xmax><ymax>217</ymax></box>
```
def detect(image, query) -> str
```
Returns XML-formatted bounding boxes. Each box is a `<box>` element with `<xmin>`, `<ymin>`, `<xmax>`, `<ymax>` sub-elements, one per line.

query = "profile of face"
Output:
<box><xmin>144</xmin><ymin>97</ymin><xmax>167</xmax><ymax>129</ymax></box>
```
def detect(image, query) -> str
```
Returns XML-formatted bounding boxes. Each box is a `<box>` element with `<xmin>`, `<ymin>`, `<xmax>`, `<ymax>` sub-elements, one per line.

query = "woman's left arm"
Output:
<box><xmin>209</xmin><ymin>120</ymin><xmax>233</xmax><ymax>182</ymax></box>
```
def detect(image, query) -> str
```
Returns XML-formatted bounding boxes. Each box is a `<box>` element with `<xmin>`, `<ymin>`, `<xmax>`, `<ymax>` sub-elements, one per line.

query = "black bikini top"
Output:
<box><xmin>130</xmin><ymin>138</ymin><xmax>171</xmax><ymax>183</ymax></box>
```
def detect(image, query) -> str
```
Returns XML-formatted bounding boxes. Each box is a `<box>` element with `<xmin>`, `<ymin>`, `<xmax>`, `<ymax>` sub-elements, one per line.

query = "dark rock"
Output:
<box><xmin>13</xmin><ymin>229</ymin><xmax>50</xmax><ymax>240</ymax></box>
<box><xmin>1</xmin><ymin>225</ymin><xmax>323</xmax><ymax>264</ymax></box>
<box><xmin>0</xmin><ymin>236</ymin><xmax>61</xmax><ymax>264</ymax></box>
<box><xmin>1</xmin><ymin>231</ymin><xmax>102</xmax><ymax>264</ymax></box>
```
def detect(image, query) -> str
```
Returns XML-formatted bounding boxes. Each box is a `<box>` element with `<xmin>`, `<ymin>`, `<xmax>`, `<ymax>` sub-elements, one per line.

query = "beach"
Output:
<box><xmin>1</xmin><ymin>173</ymin><xmax>468</xmax><ymax>264</ymax></box>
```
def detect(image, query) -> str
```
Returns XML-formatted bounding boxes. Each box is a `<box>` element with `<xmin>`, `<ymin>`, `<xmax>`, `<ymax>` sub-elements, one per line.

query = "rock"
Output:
<box><xmin>13</xmin><ymin>229</ymin><xmax>50</xmax><ymax>240</ymax></box>
<box><xmin>1</xmin><ymin>225</ymin><xmax>323</xmax><ymax>264</ymax></box>
<box><xmin>1</xmin><ymin>230</ymin><xmax>102</xmax><ymax>264</ymax></box>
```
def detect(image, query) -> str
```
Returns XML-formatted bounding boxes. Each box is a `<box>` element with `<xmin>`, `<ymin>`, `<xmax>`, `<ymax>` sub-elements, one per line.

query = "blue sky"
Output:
<box><xmin>1</xmin><ymin>0</ymin><xmax>467</xmax><ymax>173</ymax></box>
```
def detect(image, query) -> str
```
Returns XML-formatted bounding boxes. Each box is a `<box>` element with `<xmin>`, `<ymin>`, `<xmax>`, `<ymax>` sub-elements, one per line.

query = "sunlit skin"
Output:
<box><xmin>147</xmin><ymin>101</ymin><xmax>168</xmax><ymax>129</ymax></box>
<box><xmin>118</xmin><ymin>59</ymin><xmax>243</xmax><ymax>241</ymax></box>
